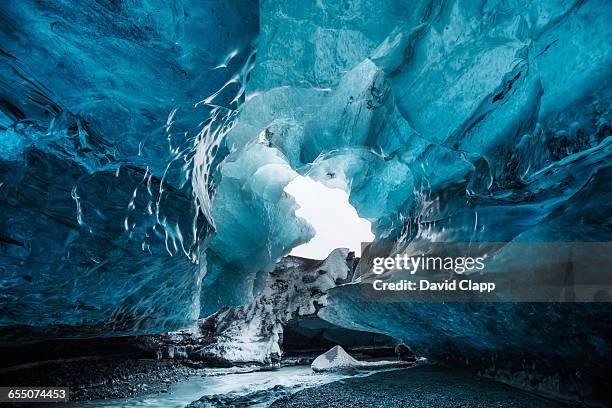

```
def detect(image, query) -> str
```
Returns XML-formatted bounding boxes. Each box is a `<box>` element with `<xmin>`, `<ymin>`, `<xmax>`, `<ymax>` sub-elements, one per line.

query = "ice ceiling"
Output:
<box><xmin>0</xmin><ymin>0</ymin><xmax>611</xmax><ymax>396</ymax></box>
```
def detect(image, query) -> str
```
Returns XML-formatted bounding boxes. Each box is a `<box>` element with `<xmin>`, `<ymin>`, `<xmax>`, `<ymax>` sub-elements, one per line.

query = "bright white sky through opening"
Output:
<box><xmin>284</xmin><ymin>175</ymin><xmax>374</xmax><ymax>260</ymax></box>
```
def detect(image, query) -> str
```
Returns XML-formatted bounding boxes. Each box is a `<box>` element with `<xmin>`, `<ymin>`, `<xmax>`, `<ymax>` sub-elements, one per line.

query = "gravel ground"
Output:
<box><xmin>0</xmin><ymin>357</ymin><xmax>197</xmax><ymax>401</ymax></box>
<box><xmin>270</xmin><ymin>366</ymin><xmax>565</xmax><ymax>408</ymax></box>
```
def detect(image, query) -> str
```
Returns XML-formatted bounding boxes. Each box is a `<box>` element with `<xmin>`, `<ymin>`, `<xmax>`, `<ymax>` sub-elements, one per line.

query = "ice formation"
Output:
<box><xmin>311</xmin><ymin>345</ymin><xmax>361</xmax><ymax>372</ymax></box>
<box><xmin>0</xmin><ymin>0</ymin><xmax>258</xmax><ymax>338</ymax></box>
<box><xmin>1</xmin><ymin>0</ymin><xmax>611</xmax><ymax>403</ymax></box>
<box><xmin>311</xmin><ymin>345</ymin><xmax>412</xmax><ymax>372</ymax></box>
<box><xmin>199</xmin><ymin>0</ymin><xmax>611</xmax><ymax>400</ymax></box>
<box><xmin>142</xmin><ymin>249</ymin><xmax>387</xmax><ymax>367</ymax></box>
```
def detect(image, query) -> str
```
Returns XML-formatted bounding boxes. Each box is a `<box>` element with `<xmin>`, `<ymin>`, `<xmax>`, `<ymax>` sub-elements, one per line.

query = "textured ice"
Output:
<box><xmin>197</xmin><ymin>249</ymin><xmax>355</xmax><ymax>365</ymax></box>
<box><xmin>144</xmin><ymin>249</ymin><xmax>363</xmax><ymax>366</ymax></box>
<box><xmin>311</xmin><ymin>345</ymin><xmax>360</xmax><ymax>372</ymax></box>
<box><xmin>199</xmin><ymin>143</ymin><xmax>315</xmax><ymax>315</ymax></box>
<box><xmin>0</xmin><ymin>0</ymin><xmax>258</xmax><ymax>339</ymax></box>
<box><xmin>1</xmin><ymin>0</ymin><xmax>611</xmax><ymax>401</ymax></box>
<box><xmin>201</xmin><ymin>0</ymin><xmax>610</xmax><ymax>402</ymax></box>
<box><xmin>311</xmin><ymin>345</ymin><xmax>412</xmax><ymax>372</ymax></box>
<box><xmin>226</xmin><ymin>0</ymin><xmax>611</xmax><ymax>272</ymax></box>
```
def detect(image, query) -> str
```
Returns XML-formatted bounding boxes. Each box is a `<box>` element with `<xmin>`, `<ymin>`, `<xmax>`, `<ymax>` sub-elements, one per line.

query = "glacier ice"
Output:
<box><xmin>0</xmin><ymin>0</ymin><xmax>611</xmax><ymax>403</ymax></box>
<box><xmin>0</xmin><ymin>0</ymin><xmax>258</xmax><ymax>339</ymax></box>
<box><xmin>311</xmin><ymin>345</ymin><xmax>411</xmax><ymax>372</ymax></box>
<box><xmin>221</xmin><ymin>0</ymin><xmax>611</xmax><ymax>278</ymax></box>
<box><xmin>199</xmin><ymin>143</ymin><xmax>315</xmax><ymax>316</ymax></box>
<box><xmin>196</xmin><ymin>0</ymin><xmax>611</xmax><ymax>402</ymax></box>
<box><xmin>311</xmin><ymin>345</ymin><xmax>361</xmax><ymax>372</ymax></box>
<box><xmin>141</xmin><ymin>249</ymin><xmax>392</xmax><ymax>366</ymax></box>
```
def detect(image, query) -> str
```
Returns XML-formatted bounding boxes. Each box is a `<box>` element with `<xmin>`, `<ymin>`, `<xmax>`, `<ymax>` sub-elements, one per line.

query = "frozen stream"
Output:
<box><xmin>69</xmin><ymin>365</ymin><xmax>386</xmax><ymax>408</ymax></box>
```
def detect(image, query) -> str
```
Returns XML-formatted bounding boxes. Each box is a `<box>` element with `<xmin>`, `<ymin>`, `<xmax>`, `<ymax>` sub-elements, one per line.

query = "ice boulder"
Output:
<box><xmin>312</xmin><ymin>345</ymin><xmax>412</xmax><ymax>372</ymax></box>
<box><xmin>311</xmin><ymin>345</ymin><xmax>361</xmax><ymax>372</ymax></box>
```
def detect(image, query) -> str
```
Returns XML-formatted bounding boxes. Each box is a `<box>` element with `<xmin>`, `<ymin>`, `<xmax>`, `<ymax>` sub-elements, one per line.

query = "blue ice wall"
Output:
<box><xmin>1</xmin><ymin>4</ymin><xmax>611</xmax><ymax>398</ymax></box>
<box><xmin>202</xmin><ymin>1</ymin><xmax>611</xmax><ymax>316</ymax></box>
<box><xmin>0</xmin><ymin>0</ymin><xmax>258</xmax><ymax>340</ymax></box>
<box><xmin>203</xmin><ymin>0</ymin><xmax>611</xmax><ymax>401</ymax></box>
<box><xmin>235</xmin><ymin>0</ymin><xmax>611</xmax><ymax>244</ymax></box>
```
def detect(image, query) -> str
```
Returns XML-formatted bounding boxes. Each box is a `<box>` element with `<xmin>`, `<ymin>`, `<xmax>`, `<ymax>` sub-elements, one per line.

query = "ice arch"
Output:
<box><xmin>284</xmin><ymin>175</ymin><xmax>374</xmax><ymax>259</ymax></box>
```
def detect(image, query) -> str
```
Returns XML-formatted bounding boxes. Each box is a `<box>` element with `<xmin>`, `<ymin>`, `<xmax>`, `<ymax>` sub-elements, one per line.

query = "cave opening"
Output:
<box><xmin>283</xmin><ymin>174</ymin><xmax>374</xmax><ymax>260</ymax></box>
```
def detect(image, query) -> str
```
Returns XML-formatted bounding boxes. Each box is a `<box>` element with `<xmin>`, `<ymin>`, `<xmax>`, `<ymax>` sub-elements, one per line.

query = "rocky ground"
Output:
<box><xmin>0</xmin><ymin>356</ymin><xmax>197</xmax><ymax>401</ymax></box>
<box><xmin>0</xmin><ymin>331</ymin><xmax>399</xmax><ymax>403</ymax></box>
<box><xmin>0</xmin><ymin>358</ymin><xmax>569</xmax><ymax>406</ymax></box>
<box><xmin>270</xmin><ymin>366</ymin><xmax>565</xmax><ymax>408</ymax></box>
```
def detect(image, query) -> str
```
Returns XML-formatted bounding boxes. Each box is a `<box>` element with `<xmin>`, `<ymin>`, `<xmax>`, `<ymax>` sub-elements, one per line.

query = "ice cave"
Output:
<box><xmin>0</xmin><ymin>0</ymin><xmax>611</xmax><ymax>406</ymax></box>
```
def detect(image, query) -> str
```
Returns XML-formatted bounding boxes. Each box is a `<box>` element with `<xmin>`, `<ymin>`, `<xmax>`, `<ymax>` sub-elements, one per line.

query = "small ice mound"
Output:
<box><xmin>311</xmin><ymin>345</ymin><xmax>361</xmax><ymax>372</ymax></box>
<box><xmin>311</xmin><ymin>346</ymin><xmax>361</xmax><ymax>372</ymax></box>
<box><xmin>311</xmin><ymin>345</ymin><xmax>416</xmax><ymax>373</ymax></box>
